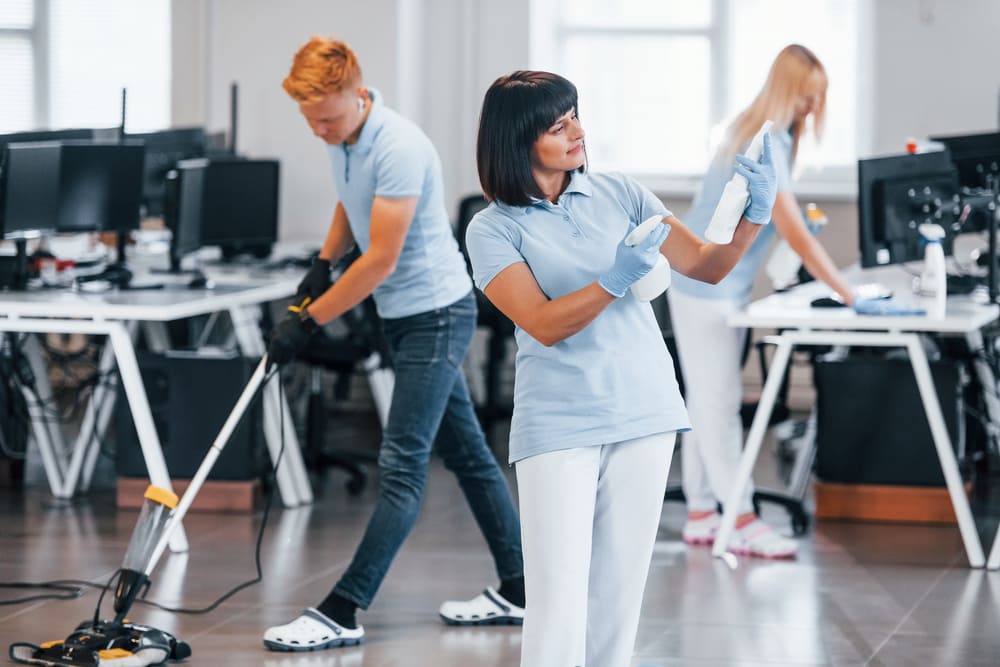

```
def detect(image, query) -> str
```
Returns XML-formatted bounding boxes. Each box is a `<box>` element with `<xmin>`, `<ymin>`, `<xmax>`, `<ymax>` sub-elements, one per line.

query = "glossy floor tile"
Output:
<box><xmin>2</xmin><ymin>425</ymin><xmax>999</xmax><ymax>667</ymax></box>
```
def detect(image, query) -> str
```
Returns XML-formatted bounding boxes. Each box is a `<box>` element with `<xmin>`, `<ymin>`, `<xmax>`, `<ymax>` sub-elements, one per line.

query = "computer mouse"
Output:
<box><xmin>810</xmin><ymin>296</ymin><xmax>847</xmax><ymax>308</ymax></box>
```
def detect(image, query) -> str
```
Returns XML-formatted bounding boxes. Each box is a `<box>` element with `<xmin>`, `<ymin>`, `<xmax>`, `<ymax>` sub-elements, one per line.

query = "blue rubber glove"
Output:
<box><xmin>734</xmin><ymin>133</ymin><xmax>778</xmax><ymax>225</ymax></box>
<box><xmin>853</xmin><ymin>297</ymin><xmax>926</xmax><ymax>317</ymax></box>
<box><xmin>598</xmin><ymin>221</ymin><xmax>671</xmax><ymax>298</ymax></box>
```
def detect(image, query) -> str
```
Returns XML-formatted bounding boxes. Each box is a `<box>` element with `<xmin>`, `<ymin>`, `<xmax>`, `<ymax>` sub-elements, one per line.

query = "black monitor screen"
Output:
<box><xmin>928</xmin><ymin>131</ymin><xmax>1000</xmax><ymax>190</ymax></box>
<box><xmin>0</xmin><ymin>142</ymin><xmax>63</xmax><ymax>239</ymax></box>
<box><xmin>55</xmin><ymin>142</ymin><xmax>146</xmax><ymax>233</ymax></box>
<box><xmin>127</xmin><ymin>128</ymin><xmax>206</xmax><ymax>217</ymax></box>
<box><xmin>858</xmin><ymin>151</ymin><xmax>960</xmax><ymax>268</ymax></box>
<box><xmin>0</xmin><ymin>128</ymin><xmax>93</xmax><ymax>158</ymax></box>
<box><xmin>199</xmin><ymin>160</ymin><xmax>279</xmax><ymax>251</ymax></box>
<box><xmin>167</xmin><ymin>158</ymin><xmax>279</xmax><ymax>265</ymax></box>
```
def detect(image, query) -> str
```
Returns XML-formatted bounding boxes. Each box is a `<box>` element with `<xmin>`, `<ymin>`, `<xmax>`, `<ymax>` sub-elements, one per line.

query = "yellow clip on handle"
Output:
<box><xmin>287</xmin><ymin>296</ymin><xmax>312</xmax><ymax>314</ymax></box>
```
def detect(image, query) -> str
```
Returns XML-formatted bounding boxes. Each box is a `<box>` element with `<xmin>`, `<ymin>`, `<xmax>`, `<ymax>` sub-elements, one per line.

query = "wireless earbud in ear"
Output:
<box><xmin>357</xmin><ymin>97</ymin><xmax>365</xmax><ymax>113</ymax></box>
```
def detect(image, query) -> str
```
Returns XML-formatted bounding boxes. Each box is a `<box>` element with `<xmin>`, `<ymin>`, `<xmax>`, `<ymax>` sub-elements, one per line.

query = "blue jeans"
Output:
<box><xmin>333</xmin><ymin>291</ymin><xmax>523</xmax><ymax>609</ymax></box>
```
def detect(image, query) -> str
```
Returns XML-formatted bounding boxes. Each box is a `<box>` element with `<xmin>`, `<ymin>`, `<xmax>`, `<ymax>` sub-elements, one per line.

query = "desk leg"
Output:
<box><xmin>228</xmin><ymin>305</ymin><xmax>312</xmax><ymax>507</ymax></box>
<box><xmin>20</xmin><ymin>334</ymin><xmax>68</xmax><ymax>497</ymax></box>
<box><xmin>988</xmin><ymin>525</ymin><xmax>1000</xmax><ymax>569</ymax></box>
<box><xmin>905</xmin><ymin>337</ymin><xmax>985</xmax><ymax>568</ymax></box>
<box><xmin>68</xmin><ymin>337</ymin><xmax>120</xmax><ymax>494</ymax></box>
<box><xmin>713</xmin><ymin>339</ymin><xmax>794</xmax><ymax>558</ymax></box>
<box><xmin>107</xmin><ymin>323</ymin><xmax>188</xmax><ymax>553</ymax></box>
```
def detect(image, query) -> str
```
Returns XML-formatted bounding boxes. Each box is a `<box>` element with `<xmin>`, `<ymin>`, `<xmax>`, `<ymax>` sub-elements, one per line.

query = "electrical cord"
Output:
<box><xmin>0</xmin><ymin>362</ymin><xmax>288</xmax><ymax>615</ymax></box>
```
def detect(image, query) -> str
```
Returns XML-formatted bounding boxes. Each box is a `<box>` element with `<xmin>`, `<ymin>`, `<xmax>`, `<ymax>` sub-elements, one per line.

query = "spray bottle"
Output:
<box><xmin>917</xmin><ymin>223</ymin><xmax>947</xmax><ymax>318</ymax></box>
<box><xmin>705</xmin><ymin>120</ymin><xmax>774</xmax><ymax>244</ymax></box>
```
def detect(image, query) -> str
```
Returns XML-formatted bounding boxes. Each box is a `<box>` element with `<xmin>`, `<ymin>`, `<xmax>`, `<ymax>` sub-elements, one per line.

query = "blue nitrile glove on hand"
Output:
<box><xmin>734</xmin><ymin>133</ymin><xmax>778</xmax><ymax>225</ymax></box>
<box><xmin>853</xmin><ymin>297</ymin><xmax>926</xmax><ymax>316</ymax></box>
<box><xmin>598</xmin><ymin>221</ymin><xmax>671</xmax><ymax>298</ymax></box>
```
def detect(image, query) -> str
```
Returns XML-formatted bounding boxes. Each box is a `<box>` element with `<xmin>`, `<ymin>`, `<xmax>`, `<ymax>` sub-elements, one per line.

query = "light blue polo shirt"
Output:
<box><xmin>671</xmin><ymin>128</ymin><xmax>794</xmax><ymax>301</ymax></box>
<box><xmin>466</xmin><ymin>171</ymin><xmax>691</xmax><ymax>464</ymax></box>
<box><xmin>326</xmin><ymin>88</ymin><xmax>471</xmax><ymax>319</ymax></box>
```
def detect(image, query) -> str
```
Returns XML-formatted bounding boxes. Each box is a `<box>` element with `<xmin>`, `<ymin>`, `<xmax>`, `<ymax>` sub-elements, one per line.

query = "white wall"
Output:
<box><xmin>173</xmin><ymin>0</ymin><xmax>1000</xmax><ymax>248</ymax></box>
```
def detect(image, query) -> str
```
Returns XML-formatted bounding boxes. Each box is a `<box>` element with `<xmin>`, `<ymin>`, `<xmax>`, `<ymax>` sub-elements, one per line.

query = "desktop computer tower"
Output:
<box><xmin>813</xmin><ymin>357</ymin><xmax>967</xmax><ymax>487</ymax></box>
<box><xmin>113</xmin><ymin>351</ymin><xmax>266</xmax><ymax>480</ymax></box>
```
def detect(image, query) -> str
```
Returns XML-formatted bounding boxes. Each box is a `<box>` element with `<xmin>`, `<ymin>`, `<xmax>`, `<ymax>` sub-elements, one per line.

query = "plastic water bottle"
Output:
<box><xmin>705</xmin><ymin>120</ymin><xmax>774</xmax><ymax>244</ymax></box>
<box><xmin>917</xmin><ymin>223</ymin><xmax>946</xmax><ymax>318</ymax></box>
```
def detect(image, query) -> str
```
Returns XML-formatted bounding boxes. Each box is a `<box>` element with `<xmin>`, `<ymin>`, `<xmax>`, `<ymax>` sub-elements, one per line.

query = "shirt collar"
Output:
<box><xmin>525</xmin><ymin>170</ymin><xmax>593</xmax><ymax>208</ymax></box>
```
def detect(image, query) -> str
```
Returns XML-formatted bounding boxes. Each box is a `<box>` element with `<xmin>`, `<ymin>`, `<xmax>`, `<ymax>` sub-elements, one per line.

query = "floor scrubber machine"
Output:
<box><xmin>10</xmin><ymin>355</ymin><xmax>274</xmax><ymax>667</ymax></box>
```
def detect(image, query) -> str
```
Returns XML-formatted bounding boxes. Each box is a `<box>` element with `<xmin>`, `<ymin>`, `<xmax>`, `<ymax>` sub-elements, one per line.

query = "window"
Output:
<box><xmin>532</xmin><ymin>0</ymin><xmax>866</xmax><ymax>195</ymax></box>
<box><xmin>0</xmin><ymin>0</ymin><xmax>171</xmax><ymax>134</ymax></box>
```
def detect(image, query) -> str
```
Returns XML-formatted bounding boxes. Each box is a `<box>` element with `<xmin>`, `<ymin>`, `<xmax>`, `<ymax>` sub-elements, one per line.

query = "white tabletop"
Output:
<box><xmin>729</xmin><ymin>263</ymin><xmax>999</xmax><ymax>334</ymax></box>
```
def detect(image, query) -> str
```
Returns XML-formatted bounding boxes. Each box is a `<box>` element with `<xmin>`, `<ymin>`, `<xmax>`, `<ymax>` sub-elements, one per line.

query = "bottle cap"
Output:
<box><xmin>905</xmin><ymin>137</ymin><xmax>918</xmax><ymax>154</ymax></box>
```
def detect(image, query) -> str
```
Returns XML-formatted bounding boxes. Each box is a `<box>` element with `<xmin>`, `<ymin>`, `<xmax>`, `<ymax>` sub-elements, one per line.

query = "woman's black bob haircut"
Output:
<box><xmin>476</xmin><ymin>70</ymin><xmax>586</xmax><ymax>207</ymax></box>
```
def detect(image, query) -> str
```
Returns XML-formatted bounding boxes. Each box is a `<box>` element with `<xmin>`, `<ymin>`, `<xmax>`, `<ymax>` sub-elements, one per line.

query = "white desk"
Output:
<box><xmin>713</xmin><ymin>264</ymin><xmax>1000</xmax><ymax>568</ymax></box>
<box><xmin>0</xmin><ymin>271</ymin><xmax>314</xmax><ymax>553</ymax></box>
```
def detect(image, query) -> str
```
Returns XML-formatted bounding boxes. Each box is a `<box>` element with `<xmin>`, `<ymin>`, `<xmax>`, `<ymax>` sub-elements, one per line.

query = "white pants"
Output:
<box><xmin>516</xmin><ymin>432</ymin><xmax>675</xmax><ymax>667</ymax></box>
<box><xmin>668</xmin><ymin>289</ymin><xmax>755</xmax><ymax>515</ymax></box>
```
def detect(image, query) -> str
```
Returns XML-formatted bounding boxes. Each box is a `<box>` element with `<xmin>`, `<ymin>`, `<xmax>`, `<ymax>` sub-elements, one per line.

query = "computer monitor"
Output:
<box><xmin>54</xmin><ymin>141</ymin><xmax>146</xmax><ymax>234</ymax></box>
<box><xmin>165</xmin><ymin>157</ymin><xmax>279</xmax><ymax>269</ymax></box>
<box><xmin>0</xmin><ymin>142</ymin><xmax>63</xmax><ymax>239</ymax></box>
<box><xmin>928</xmin><ymin>131</ymin><xmax>1000</xmax><ymax>190</ymax></box>
<box><xmin>858</xmin><ymin>151</ymin><xmax>961</xmax><ymax>268</ymax></box>
<box><xmin>0</xmin><ymin>142</ymin><xmax>64</xmax><ymax>289</ymax></box>
<box><xmin>126</xmin><ymin>127</ymin><xmax>206</xmax><ymax>217</ymax></box>
<box><xmin>0</xmin><ymin>128</ymin><xmax>94</xmax><ymax>157</ymax></box>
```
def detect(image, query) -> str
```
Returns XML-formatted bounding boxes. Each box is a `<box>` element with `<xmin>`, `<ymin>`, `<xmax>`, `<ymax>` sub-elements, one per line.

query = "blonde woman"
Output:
<box><xmin>669</xmin><ymin>44</ymin><xmax>855</xmax><ymax>558</ymax></box>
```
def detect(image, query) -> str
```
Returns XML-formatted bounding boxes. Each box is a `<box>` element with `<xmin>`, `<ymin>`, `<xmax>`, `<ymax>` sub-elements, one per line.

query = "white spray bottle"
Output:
<box><xmin>705</xmin><ymin>120</ymin><xmax>774</xmax><ymax>244</ymax></box>
<box><xmin>917</xmin><ymin>223</ymin><xmax>947</xmax><ymax>318</ymax></box>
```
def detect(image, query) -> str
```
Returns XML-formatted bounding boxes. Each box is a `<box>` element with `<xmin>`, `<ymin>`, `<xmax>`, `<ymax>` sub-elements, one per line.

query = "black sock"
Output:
<box><xmin>497</xmin><ymin>576</ymin><xmax>525</xmax><ymax>608</ymax></box>
<box><xmin>317</xmin><ymin>591</ymin><xmax>358</xmax><ymax>629</ymax></box>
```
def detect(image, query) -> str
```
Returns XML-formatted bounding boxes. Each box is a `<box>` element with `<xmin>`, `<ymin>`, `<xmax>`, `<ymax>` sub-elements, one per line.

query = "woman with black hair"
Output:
<box><xmin>466</xmin><ymin>70</ymin><xmax>778</xmax><ymax>667</ymax></box>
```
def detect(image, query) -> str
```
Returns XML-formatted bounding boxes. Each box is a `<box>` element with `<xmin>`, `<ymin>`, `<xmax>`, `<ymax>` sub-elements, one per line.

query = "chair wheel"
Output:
<box><xmin>346</xmin><ymin>472</ymin><xmax>367</xmax><ymax>496</ymax></box>
<box><xmin>791</xmin><ymin>511</ymin><xmax>810</xmax><ymax>536</ymax></box>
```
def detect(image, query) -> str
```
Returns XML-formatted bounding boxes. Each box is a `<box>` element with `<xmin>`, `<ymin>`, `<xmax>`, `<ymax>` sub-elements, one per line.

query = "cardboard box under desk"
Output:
<box><xmin>117</xmin><ymin>477</ymin><xmax>261</xmax><ymax>512</ymax></box>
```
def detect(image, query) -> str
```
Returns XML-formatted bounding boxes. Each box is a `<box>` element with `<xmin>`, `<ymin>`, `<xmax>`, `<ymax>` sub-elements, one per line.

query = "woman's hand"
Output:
<box><xmin>735</xmin><ymin>133</ymin><xmax>777</xmax><ymax>225</ymax></box>
<box><xmin>597</xmin><ymin>221</ymin><xmax>670</xmax><ymax>297</ymax></box>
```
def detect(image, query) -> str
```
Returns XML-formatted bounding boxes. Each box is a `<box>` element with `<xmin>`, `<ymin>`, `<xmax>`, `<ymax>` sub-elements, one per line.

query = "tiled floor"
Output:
<box><xmin>2</xmin><ymin>421</ymin><xmax>1000</xmax><ymax>666</ymax></box>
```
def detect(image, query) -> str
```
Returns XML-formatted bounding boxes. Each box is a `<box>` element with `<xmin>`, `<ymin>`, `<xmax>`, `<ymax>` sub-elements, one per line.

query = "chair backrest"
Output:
<box><xmin>455</xmin><ymin>194</ymin><xmax>489</xmax><ymax>272</ymax></box>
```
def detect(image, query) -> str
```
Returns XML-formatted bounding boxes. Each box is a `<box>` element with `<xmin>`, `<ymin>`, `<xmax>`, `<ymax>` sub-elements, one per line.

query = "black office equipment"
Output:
<box><xmin>0</xmin><ymin>142</ymin><xmax>63</xmax><ymax>289</ymax></box>
<box><xmin>114</xmin><ymin>351</ymin><xmax>265</xmax><ymax>480</ymax></box>
<box><xmin>858</xmin><ymin>151</ymin><xmax>961</xmax><ymax>268</ymax></box>
<box><xmin>126</xmin><ymin>127</ymin><xmax>206</xmax><ymax>217</ymax></box>
<box><xmin>53</xmin><ymin>141</ymin><xmax>146</xmax><ymax>234</ymax></box>
<box><xmin>164</xmin><ymin>157</ymin><xmax>279</xmax><ymax>270</ymax></box>
<box><xmin>929</xmin><ymin>131</ymin><xmax>1000</xmax><ymax>190</ymax></box>
<box><xmin>813</xmin><ymin>357</ymin><xmax>965</xmax><ymax>486</ymax></box>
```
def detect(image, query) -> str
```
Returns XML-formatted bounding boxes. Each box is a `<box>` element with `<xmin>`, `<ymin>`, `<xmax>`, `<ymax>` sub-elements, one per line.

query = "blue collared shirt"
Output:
<box><xmin>671</xmin><ymin>128</ymin><xmax>794</xmax><ymax>301</ymax></box>
<box><xmin>326</xmin><ymin>88</ymin><xmax>471</xmax><ymax>319</ymax></box>
<box><xmin>466</xmin><ymin>171</ymin><xmax>691</xmax><ymax>463</ymax></box>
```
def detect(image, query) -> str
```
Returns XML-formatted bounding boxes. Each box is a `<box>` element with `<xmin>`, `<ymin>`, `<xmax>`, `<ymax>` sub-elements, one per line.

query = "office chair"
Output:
<box><xmin>454</xmin><ymin>194</ymin><xmax>516</xmax><ymax>443</ymax></box>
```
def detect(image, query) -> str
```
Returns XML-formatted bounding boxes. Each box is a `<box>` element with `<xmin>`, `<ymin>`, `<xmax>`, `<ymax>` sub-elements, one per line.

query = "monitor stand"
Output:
<box><xmin>75</xmin><ymin>230</ymin><xmax>162</xmax><ymax>290</ymax></box>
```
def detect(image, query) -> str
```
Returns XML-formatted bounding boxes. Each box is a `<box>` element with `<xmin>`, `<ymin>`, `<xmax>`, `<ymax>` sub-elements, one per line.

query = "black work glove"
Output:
<box><xmin>296</xmin><ymin>258</ymin><xmax>333</xmax><ymax>301</ymax></box>
<box><xmin>267</xmin><ymin>310</ymin><xmax>318</xmax><ymax>367</ymax></box>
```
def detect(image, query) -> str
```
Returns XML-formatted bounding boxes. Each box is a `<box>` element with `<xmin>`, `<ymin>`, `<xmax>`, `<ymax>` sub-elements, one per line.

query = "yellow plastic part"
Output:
<box><xmin>287</xmin><ymin>296</ymin><xmax>312</xmax><ymax>313</ymax></box>
<box><xmin>39</xmin><ymin>640</ymin><xmax>64</xmax><ymax>649</ymax></box>
<box><xmin>143</xmin><ymin>485</ymin><xmax>179</xmax><ymax>508</ymax></box>
<box><xmin>98</xmin><ymin>648</ymin><xmax>135</xmax><ymax>659</ymax></box>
